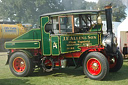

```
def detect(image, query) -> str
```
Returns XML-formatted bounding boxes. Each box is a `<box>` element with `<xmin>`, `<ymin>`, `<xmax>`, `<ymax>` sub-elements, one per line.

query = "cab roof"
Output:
<box><xmin>40</xmin><ymin>10</ymin><xmax>105</xmax><ymax>17</ymax></box>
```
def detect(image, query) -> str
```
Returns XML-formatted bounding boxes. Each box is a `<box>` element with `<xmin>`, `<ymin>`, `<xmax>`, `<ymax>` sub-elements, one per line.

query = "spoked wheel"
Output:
<box><xmin>9</xmin><ymin>52</ymin><xmax>33</xmax><ymax>77</ymax></box>
<box><xmin>83</xmin><ymin>52</ymin><xmax>109</xmax><ymax>80</ymax></box>
<box><xmin>109</xmin><ymin>49</ymin><xmax>123</xmax><ymax>72</ymax></box>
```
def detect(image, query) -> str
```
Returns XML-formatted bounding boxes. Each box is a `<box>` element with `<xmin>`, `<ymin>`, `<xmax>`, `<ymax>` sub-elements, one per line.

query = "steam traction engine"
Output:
<box><xmin>5</xmin><ymin>6</ymin><xmax>123</xmax><ymax>80</ymax></box>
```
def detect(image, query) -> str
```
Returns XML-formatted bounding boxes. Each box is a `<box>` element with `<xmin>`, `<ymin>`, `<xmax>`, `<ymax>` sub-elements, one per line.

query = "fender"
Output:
<box><xmin>76</xmin><ymin>50</ymin><xmax>89</xmax><ymax>67</ymax></box>
<box><xmin>6</xmin><ymin>50</ymin><xmax>33</xmax><ymax>65</ymax></box>
<box><xmin>76</xmin><ymin>47</ymin><xmax>104</xmax><ymax>68</ymax></box>
<box><xmin>19</xmin><ymin>50</ymin><xmax>33</xmax><ymax>58</ymax></box>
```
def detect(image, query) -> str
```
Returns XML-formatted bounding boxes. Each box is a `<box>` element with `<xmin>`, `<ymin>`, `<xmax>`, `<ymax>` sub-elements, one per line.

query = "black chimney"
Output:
<box><xmin>105</xmin><ymin>6</ymin><xmax>113</xmax><ymax>33</ymax></box>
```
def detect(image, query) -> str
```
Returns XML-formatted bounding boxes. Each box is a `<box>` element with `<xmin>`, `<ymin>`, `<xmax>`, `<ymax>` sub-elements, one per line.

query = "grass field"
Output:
<box><xmin>0</xmin><ymin>52</ymin><xmax>128</xmax><ymax>85</ymax></box>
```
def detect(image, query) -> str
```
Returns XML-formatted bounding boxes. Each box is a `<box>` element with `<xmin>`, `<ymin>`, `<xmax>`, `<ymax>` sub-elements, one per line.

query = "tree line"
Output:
<box><xmin>0</xmin><ymin>0</ymin><xmax>126</xmax><ymax>27</ymax></box>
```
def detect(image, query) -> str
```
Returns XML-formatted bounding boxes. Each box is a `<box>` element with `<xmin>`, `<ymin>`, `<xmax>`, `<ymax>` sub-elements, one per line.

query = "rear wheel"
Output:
<box><xmin>9</xmin><ymin>52</ymin><xmax>33</xmax><ymax>77</ymax></box>
<box><xmin>109</xmin><ymin>49</ymin><xmax>123</xmax><ymax>72</ymax></box>
<box><xmin>83</xmin><ymin>52</ymin><xmax>109</xmax><ymax>80</ymax></box>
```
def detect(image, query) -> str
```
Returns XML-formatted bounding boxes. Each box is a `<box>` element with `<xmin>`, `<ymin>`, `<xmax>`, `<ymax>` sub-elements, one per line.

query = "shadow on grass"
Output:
<box><xmin>0</xmin><ymin>78</ymin><xmax>35</xmax><ymax>85</ymax></box>
<box><xmin>30</xmin><ymin>67</ymin><xmax>85</xmax><ymax>77</ymax></box>
<box><xmin>105</xmin><ymin>64</ymin><xmax>128</xmax><ymax>81</ymax></box>
<box><xmin>30</xmin><ymin>64</ymin><xmax>128</xmax><ymax>81</ymax></box>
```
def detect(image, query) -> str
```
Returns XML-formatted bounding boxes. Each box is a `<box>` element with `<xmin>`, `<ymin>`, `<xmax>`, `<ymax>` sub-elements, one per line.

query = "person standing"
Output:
<box><xmin>123</xmin><ymin>43</ymin><xmax>128</xmax><ymax>58</ymax></box>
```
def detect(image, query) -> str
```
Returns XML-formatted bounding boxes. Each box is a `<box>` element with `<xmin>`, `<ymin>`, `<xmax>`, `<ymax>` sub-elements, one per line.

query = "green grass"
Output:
<box><xmin>0</xmin><ymin>52</ymin><xmax>128</xmax><ymax>85</ymax></box>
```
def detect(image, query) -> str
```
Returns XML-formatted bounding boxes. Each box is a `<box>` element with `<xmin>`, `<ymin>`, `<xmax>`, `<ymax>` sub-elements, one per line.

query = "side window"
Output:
<box><xmin>74</xmin><ymin>15</ymin><xmax>95</xmax><ymax>33</ymax></box>
<box><xmin>74</xmin><ymin>16</ymin><xmax>80</xmax><ymax>33</ymax></box>
<box><xmin>74</xmin><ymin>17</ymin><xmax>80</xmax><ymax>27</ymax></box>
<box><xmin>59</xmin><ymin>15</ymin><xmax>74</xmax><ymax>33</ymax></box>
<box><xmin>45</xmin><ymin>17</ymin><xmax>53</xmax><ymax>34</ymax></box>
<box><xmin>53</xmin><ymin>17</ymin><xmax>59</xmax><ymax>34</ymax></box>
<box><xmin>45</xmin><ymin>17</ymin><xmax>59</xmax><ymax>34</ymax></box>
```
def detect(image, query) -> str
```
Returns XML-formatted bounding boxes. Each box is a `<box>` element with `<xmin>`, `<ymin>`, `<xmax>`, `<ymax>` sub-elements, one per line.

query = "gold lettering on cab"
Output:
<box><xmin>69</xmin><ymin>41</ymin><xmax>76</xmax><ymax>44</ymax></box>
<box><xmin>67</xmin><ymin>47</ymin><xmax>75</xmax><ymax>50</ymax></box>
<box><xmin>63</xmin><ymin>37</ymin><xmax>69</xmax><ymax>41</ymax></box>
<box><xmin>63</xmin><ymin>35</ymin><xmax>97</xmax><ymax>41</ymax></box>
<box><xmin>88</xmin><ymin>36</ymin><xmax>96</xmax><ymax>39</ymax></box>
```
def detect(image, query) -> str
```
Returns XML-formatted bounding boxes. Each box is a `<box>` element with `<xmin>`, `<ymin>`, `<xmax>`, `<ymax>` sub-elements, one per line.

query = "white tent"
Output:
<box><xmin>117</xmin><ymin>17</ymin><xmax>128</xmax><ymax>51</ymax></box>
<box><xmin>102</xmin><ymin>21</ymin><xmax>120</xmax><ymax>37</ymax></box>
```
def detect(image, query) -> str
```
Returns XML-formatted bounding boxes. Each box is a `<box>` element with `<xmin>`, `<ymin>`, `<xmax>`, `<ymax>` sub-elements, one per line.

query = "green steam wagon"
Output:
<box><xmin>5</xmin><ymin>6</ymin><xmax>123</xmax><ymax>80</ymax></box>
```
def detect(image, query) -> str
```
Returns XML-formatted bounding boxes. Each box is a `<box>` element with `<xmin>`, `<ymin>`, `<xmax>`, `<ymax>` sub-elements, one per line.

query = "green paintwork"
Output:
<box><xmin>51</xmin><ymin>36</ymin><xmax>59</xmax><ymax>55</ymax></box>
<box><xmin>5</xmin><ymin>41</ymin><xmax>40</xmax><ymax>49</ymax></box>
<box><xmin>41</xmin><ymin>17</ymin><xmax>51</xmax><ymax>55</ymax></box>
<box><xmin>13</xmin><ymin>29</ymin><xmax>41</xmax><ymax>41</ymax></box>
<box><xmin>4</xmin><ymin>15</ymin><xmax>102</xmax><ymax>56</ymax></box>
<box><xmin>5</xmin><ymin>28</ymin><xmax>41</xmax><ymax>49</ymax></box>
<box><xmin>60</xmin><ymin>34</ymin><xmax>99</xmax><ymax>53</ymax></box>
<box><xmin>89</xmin><ymin>24</ymin><xmax>102</xmax><ymax>32</ymax></box>
<box><xmin>40</xmin><ymin>16</ymin><xmax>101</xmax><ymax>55</ymax></box>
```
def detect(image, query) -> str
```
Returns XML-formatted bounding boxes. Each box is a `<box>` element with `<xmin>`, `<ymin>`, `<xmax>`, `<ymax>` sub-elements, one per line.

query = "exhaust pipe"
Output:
<box><xmin>105</xmin><ymin>5</ymin><xmax>113</xmax><ymax>33</ymax></box>
<box><xmin>104</xmin><ymin>5</ymin><xmax>117</xmax><ymax>54</ymax></box>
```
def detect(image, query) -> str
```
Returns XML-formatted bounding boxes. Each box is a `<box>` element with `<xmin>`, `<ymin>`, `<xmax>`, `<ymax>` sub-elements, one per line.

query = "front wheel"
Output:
<box><xmin>9</xmin><ymin>52</ymin><xmax>33</xmax><ymax>77</ymax></box>
<box><xmin>83</xmin><ymin>52</ymin><xmax>109</xmax><ymax>80</ymax></box>
<box><xmin>109</xmin><ymin>49</ymin><xmax>123</xmax><ymax>72</ymax></box>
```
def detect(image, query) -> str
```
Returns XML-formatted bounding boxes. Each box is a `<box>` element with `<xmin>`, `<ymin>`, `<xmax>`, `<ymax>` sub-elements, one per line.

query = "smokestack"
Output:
<box><xmin>105</xmin><ymin>5</ymin><xmax>113</xmax><ymax>33</ymax></box>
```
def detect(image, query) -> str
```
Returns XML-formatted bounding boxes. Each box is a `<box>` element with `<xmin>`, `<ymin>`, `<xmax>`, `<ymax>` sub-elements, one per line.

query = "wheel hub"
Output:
<box><xmin>20</xmin><ymin>61</ymin><xmax>25</xmax><ymax>67</ymax></box>
<box><xmin>92</xmin><ymin>62</ymin><xmax>99</xmax><ymax>70</ymax></box>
<box><xmin>87</xmin><ymin>58</ymin><xmax>101</xmax><ymax>75</ymax></box>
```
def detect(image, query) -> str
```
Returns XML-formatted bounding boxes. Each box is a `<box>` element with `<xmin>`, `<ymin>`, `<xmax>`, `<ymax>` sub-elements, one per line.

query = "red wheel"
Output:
<box><xmin>87</xmin><ymin>58</ymin><xmax>101</xmax><ymax>76</ymax></box>
<box><xmin>9</xmin><ymin>52</ymin><xmax>33</xmax><ymax>77</ymax></box>
<box><xmin>13</xmin><ymin>57</ymin><xmax>26</xmax><ymax>72</ymax></box>
<box><xmin>83</xmin><ymin>52</ymin><xmax>109</xmax><ymax>80</ymax></box>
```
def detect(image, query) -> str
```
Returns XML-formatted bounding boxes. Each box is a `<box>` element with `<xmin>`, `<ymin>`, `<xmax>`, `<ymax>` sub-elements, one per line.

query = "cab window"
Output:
<box><xmin>74</xmin><ymin>14</ymin><xmax>98</xmax><ymax>33</ymax></box>
<box><xmin>59</xmin><ymin>15</ymin><xmax>74</xmax><ymax>33</ymax></box>
<box><xmin>45</xmin><ymin>16</ymin><xmax>59</xmax><ymax>34</ymax></box>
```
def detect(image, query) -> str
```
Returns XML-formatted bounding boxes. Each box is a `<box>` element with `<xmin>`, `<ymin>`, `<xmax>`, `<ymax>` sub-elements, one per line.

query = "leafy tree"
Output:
<box><xmin>60</xmin><ymin>0</ymin><xmax>97</xmax><ymax>10</ymax></box>
<box><xmin>41</xmin><ymin>0</ymin><xmax>64</xmax><ymax>13</ymax></box>
<box><xmin>0</xmin><ymin>0</ymin><xmax>64</xmax><ymax>26</ymax></box>
<box><xmin>0</xmin><ymin>0</ymin><xmax>46</xmax><ymax>25</ymax></box>
<box><xmin>97</xmin><ymin>0</ymin><xmax>127</xmax><ymax>21</ymax></box>
<box><xmin>61</xmin><ymin>0</ymin><xmax>85</xmax><ymax>10</ymax></box>
<box><xmin>82</xmin><ymin>2</ymin><xmax>97</xmax><ymax>10</ymax></box>
<box><xmin>0</xmin><ymin>0</ymin><xmax>126</xmax><ymax>26</ymax></box>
